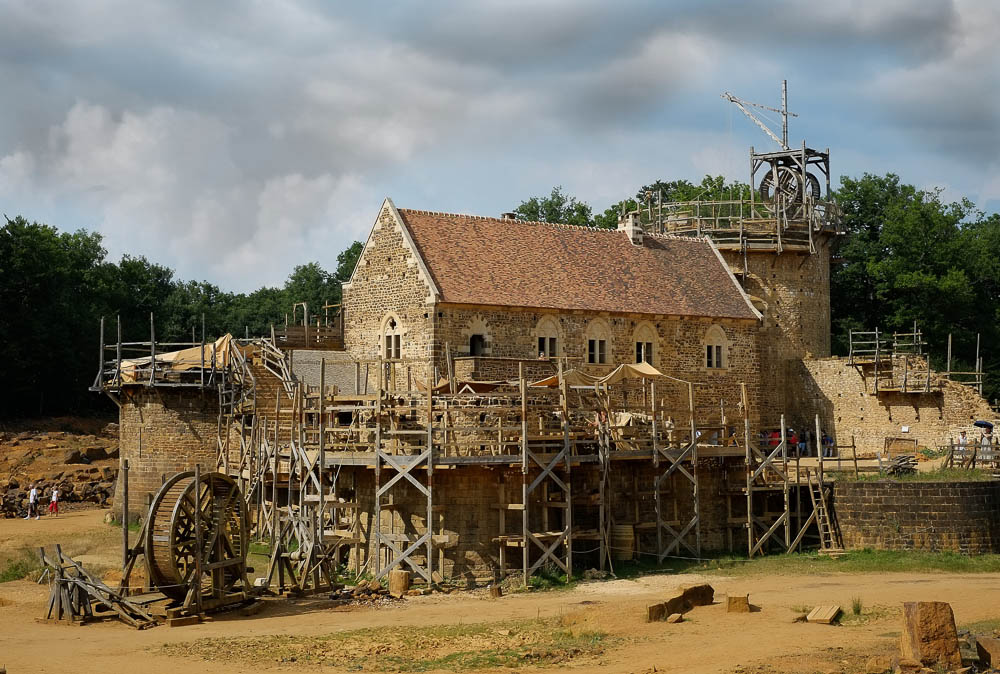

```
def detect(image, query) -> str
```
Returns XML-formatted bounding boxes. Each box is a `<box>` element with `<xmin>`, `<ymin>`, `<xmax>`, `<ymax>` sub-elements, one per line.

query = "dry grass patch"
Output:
<box><xmin>161</xmin><ymin>617</ymin><xmax>615</xmax><ymax>671</ymax></box>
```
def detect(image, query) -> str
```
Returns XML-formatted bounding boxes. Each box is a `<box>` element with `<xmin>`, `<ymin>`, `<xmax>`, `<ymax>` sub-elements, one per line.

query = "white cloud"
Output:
<box><xmin>0</xmin><ymin>150</ymin><xmax>36</xmax><ymax>195</ymax></box>
<box><xmin>0</xmin><ymin>100</ymin><xmax>374</xmax><ymax>290</ymax></box>
<box><xmin>1</xmin><ymin>0</ymin><xmax>998</xmax><ymax>297</ymax></box>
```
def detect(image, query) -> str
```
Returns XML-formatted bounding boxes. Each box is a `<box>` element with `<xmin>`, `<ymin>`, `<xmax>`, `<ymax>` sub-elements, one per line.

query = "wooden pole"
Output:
<box><xmin>116</xmin><ymin>316</ymin><xmax>122</xmax><ymax>386</ymax></box>
<box><xmin>689</xmin><ymin>381</ymin><xmax>700</xmax><ymax>556</ymax></box>
<box><xmin>149</xmin><ymin>312</ymin><xmax>156</xmax><ymax>385</ymax></box>
<box><xmin>519</xmin><ymin>362</ymin><xmax>529</xmax><ymax>585</ymax></box>
<box><xmin>319</xmin><ymin>358</ymin><xmax>326</xmax><ymax>547</ymax></box>
<box><xmin>947</xmin><ymin>333</ymin><xmax>952</xmax><ymax>376</ymax></box>
<box><xmin>977</xmin><ymin>333</ymin><xmax>983</xmax><ymax>394</ymax></box>
<box><xmin>559</xmin><ymin>360</ymin><xmax>572</xmax><ymax>580</ymax></box>
<box><xmin>742</xmin><ymin>383</ymin><xmax>752</xmax><ymax>557</ymax></box>
<box><xmin>781</xmin><ymin>414</ymin><xmax>789</xmax><ymax>549</ymax></box>
<box><xmin>815</xmin><ymin>414</ymin><xmax>824</xmax><ymax>486</ymax></box>
<box><xmin>121</xmin><ymin>459</ymin><xmax>129</xmax><ymax>570</ymax></box>
<box><xmin>194</xmin><ymin>463</ymin><xmax>203</xmax><ymax>615</ymax></box>
<box><xmin>272</xmin><ymin>392</ymin><xmax>280</xmax><ymax>551</ymax></box>
<box><xmin>201</xmin><ymin>314</ymin><xmax>206</xmax><ymax>388</ymax></box>
<box><xmin>426</xmin><ymin>362</ymin><xmax>435</xmax><ymax>581</ymax></box>
<box><xmin>374</xmin><ymin>357</ymin><xmax>383</xmax><ymax>577</ymax></box>
<box><xmin>97</xmin><ymin>316</ymin><xmax>105</xmax><ymax>389</ymax></box>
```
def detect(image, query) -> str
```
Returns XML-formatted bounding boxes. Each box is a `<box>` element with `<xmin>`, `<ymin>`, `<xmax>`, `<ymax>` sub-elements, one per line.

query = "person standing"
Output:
<box><xmin>25</xmin><ymin>483</ymin><xmax>39</xmax><ymax>520</ymax></box>
<box><xmin>48</xmin><ymin>486</ymin><xmax>60</xmax><ymax>517</ymax></box>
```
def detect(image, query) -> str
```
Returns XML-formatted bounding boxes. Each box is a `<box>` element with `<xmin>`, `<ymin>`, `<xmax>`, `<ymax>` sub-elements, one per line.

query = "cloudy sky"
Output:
<box><xmin>1</xmin><ymin>0</ymin><xmax>997</xmax><ymax>291</ymax></box>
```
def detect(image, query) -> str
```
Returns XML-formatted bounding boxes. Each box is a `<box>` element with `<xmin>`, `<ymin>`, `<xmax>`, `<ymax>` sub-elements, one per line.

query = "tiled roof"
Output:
<box><xmin>396</xmin><ymin>209</ymin><xmax>759</xmax><ymax>320</ymax></box>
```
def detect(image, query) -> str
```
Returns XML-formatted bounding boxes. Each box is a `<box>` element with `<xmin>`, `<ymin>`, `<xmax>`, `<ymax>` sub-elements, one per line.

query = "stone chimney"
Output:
<box><xmin>500</xmin><ymin>212</ymin><xmax>518</xmax><ymax>221</ymax></box>
<box><xmin>617</xmin><ymin>212</ymin><xmax>644</xmax><ymax>245</ymax></box>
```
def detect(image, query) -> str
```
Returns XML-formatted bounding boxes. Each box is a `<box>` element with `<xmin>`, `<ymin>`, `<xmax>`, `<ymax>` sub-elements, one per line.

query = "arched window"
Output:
<box><xmin>584</xmin><ymin>318</ymin><xmax>612</xmax><ymax>365</ymax></box>
<box><xmin>704</xmin><ymin>324</ymin><xmax>728</xmax><ymax>369</ymax></box>
<box><xmin>633</xmin><ymin>322</ymin><xmax>657</xmax><ymax>365</ymax></box>
<box><xmin>534</xmin><ymin>315</ymin><xmax>561</xmax><ymax>359</ymax></box>
<box><xmin>382</xmin><ymin>314</ymin><xmax>402</xmax><ymax>359</ymax></box>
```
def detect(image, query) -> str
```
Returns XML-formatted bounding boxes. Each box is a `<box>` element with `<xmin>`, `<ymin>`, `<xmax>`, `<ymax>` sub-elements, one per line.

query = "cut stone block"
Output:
<box><xmin>976</xmin><ymin>636</ymin><xmax>1000</xmax><ymax>667</ymax></box>
<box><xmin>727</xmin><ymin>594</ymin><xmax>750</xmax><ymax>613</ymax></box>
<box><xmin>899</xmin><ymin>601</ymin><xmax>961</xmax><ymax>670</ymax></box>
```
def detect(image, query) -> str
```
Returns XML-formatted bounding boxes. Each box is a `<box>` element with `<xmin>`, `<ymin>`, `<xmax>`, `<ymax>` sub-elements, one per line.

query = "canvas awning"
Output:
<box><xmin>529</xmin><ymin>369</ymin><xmax>601</xmax><ymax>388</ymax></box>
<box><xmin>414</xmin><ymin>378</ymin><xmax>505</xmax><ymax>394</ymax></box>
<box><xmin>599</xmin><ymin>361</ymin><xmax>664</xmax><ymax>385</ymax></box>
<box><xmin>120</xmin><ymin>334</ymin><xmax>234</xmax><ymax>383</ymax></box>
<box><xmin>529</xmin><ymin>362</ymin><xmax>666</xmax><ymax>388</ymax></box>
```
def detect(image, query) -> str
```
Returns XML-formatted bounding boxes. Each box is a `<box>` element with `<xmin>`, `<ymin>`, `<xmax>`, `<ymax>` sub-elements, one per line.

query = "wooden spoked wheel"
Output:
<box><xmin>145</xmin><ymin>471</ymin><xmax>247</xmax><ymax>600</ymax></box>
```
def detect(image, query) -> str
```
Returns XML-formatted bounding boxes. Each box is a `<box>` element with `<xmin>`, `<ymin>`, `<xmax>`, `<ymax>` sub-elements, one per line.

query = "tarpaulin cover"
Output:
<box><xmin>120</xmin><ymin>334</ymin><xmax>234</xmax><ymax>383</ymax></box>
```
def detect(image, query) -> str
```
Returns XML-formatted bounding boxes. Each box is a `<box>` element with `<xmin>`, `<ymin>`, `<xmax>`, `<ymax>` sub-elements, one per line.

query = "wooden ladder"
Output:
<box><xmin>807</xmin><ymin>469</ymin><xmax>843</xmax><ymax>555</ymax></box>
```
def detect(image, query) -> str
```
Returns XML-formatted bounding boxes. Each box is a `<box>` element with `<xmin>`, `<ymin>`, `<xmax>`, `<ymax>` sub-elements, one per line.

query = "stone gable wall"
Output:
<box><xmin>342</xmin><ymin>204</ymin><xmax>436</xmax><ymax>381</ymax></box>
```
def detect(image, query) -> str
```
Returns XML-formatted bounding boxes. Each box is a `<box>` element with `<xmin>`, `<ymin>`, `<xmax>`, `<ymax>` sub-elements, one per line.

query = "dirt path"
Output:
<box><xmin>2</xmin><ymin>511</ymin><xmax>999</xmax><ymax>674</ymax></box>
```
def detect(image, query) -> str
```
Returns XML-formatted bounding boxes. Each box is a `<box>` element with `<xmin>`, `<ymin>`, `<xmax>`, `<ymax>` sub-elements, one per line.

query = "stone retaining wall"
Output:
<box><xmin>833</xmin><ymin>480</ymin><xmax>1000</xmax><ymax>554</ymax></box>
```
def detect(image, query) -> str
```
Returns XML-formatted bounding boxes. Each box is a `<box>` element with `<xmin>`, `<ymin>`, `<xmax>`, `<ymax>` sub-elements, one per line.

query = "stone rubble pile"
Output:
<box><xmin>1</xmin><ymin>426</ymin><xmax>120</xmax><ymax>518</ymax></box>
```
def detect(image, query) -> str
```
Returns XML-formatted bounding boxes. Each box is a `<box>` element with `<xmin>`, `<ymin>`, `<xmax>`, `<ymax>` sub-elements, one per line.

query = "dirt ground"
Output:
<box><xmin>2</xmin><ymin>509</ymin><xmax>999</xmax><ymax>674</ymax></box>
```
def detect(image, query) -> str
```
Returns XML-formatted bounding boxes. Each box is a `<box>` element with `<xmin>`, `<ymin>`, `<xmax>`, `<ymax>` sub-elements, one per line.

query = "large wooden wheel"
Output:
<box><xmin>145</xmin><ymin>471</ymin><xmax>247</xmax><ymax>600</ymax></box>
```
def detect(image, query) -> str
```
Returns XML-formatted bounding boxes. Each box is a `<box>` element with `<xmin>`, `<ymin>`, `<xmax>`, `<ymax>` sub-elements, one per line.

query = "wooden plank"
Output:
<box><xmin>806</xmin><ymin>605</ymin><xmax>841</xmax><ymax>624</ymax></box>
<box><xmin>240</xmin><ymin>600</ymin><xmax>267</xmax><ymax>617</ymax></box>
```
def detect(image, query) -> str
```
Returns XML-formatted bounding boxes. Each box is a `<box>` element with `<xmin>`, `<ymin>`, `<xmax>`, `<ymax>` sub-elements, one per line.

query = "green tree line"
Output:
<box><xmin>515</xmin><ymin>174</ymin><xmax>1000</xmax><ymax>403</ymax></box>
<box><xmin>0</xmin><ymin>214</ymin><xmax>361</xmax><ymax>417</ymax></box>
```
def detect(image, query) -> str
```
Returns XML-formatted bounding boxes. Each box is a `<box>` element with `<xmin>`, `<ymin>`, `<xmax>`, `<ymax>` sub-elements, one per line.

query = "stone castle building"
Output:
<box><xmin>101</xmin><ymin>148</ymin><xmax>1000</xmax><ymax>577</ymax></box>
<box><xmin>340</xmin><ymin>198</ymin><xmax>766</xmax><ymax>429</ymax></box>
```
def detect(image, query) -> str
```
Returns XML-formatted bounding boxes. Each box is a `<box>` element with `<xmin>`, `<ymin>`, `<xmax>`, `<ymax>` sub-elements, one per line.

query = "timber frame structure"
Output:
<box><xmin>228</xmin><ymin>349</ymin><xmax>836</xmax><ymax>581</ymax></box>
<box><xmin>93</xmin><ymin>316</ymin><xmax>835</xmax><ymax>584</ymax></box>
<box><xmin>623</xmin><ymin>144</ymin><xmax>840</xmax><ymax>257</ymax></box>
<box><xmin>226</xmin><ymin>353</ymin><xmax>719</xmax><ymax>585</ymax></box>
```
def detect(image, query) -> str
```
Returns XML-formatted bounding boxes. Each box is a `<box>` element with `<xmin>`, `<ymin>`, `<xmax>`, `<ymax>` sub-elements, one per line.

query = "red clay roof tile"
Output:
<box><xmin>397</xmin><ymin>209</ymin><xmax>758</xmax><ymax>320</ymax></box>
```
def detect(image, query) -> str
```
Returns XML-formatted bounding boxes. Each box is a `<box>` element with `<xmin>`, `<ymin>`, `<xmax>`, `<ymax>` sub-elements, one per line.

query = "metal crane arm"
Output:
<box><xmin>722</xmin><ymin>92</ymin><xmax>787</xmax><ymax>150</ymax></box>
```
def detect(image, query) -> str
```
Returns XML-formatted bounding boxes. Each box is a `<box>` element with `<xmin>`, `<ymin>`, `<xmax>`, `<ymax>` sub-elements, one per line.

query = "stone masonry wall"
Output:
<box><xmin>789</xmin><ymin>357</ymin><xmax>998</xmax><ymax>455</ymax></box>
<box><xmin>720</xmin><ymin>237</ymin><xmax>832</xmax><ymax>425</ymax></box>
<box><xmin>341</xmin><ymin>203</ymin><xmax>436</xmax><ymax>376</ymax></box>
<box><xmin>114</xmin><ymin>387</ymin><xmax>220</xmax><ymax>519</ymax></box>
<box><xmin>452</xmin><ymin>357</ymin><xmax>557</xmax><ymax>382</ymax></box>
<box><xmin>437</xmin><ymin>307</ymin><xmax>763</xmax><ymax>431</ymax></box>
<box><xmin>834</xmin><ymin>480</ymin><xmax>1000</xmax><ymax>554</ymax></box>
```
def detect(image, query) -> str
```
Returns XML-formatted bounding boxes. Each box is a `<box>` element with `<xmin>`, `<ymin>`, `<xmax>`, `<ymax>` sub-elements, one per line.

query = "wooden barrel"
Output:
<box><xmin>610</xmin><ymin>524</ymin><xmax>635</xmax><ymax>561</ymax></box>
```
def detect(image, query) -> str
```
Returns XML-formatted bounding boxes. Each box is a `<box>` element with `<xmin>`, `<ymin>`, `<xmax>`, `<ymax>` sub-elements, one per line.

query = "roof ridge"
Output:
<box><xmin>397</xmin><ymin>207</ymin><xmax>620</xmax><ymax>233</ymax></box>
<box><xmin>642</xmin><ymin>231</ymin><xmax>706</xmax><ymax>242</ymax></box>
